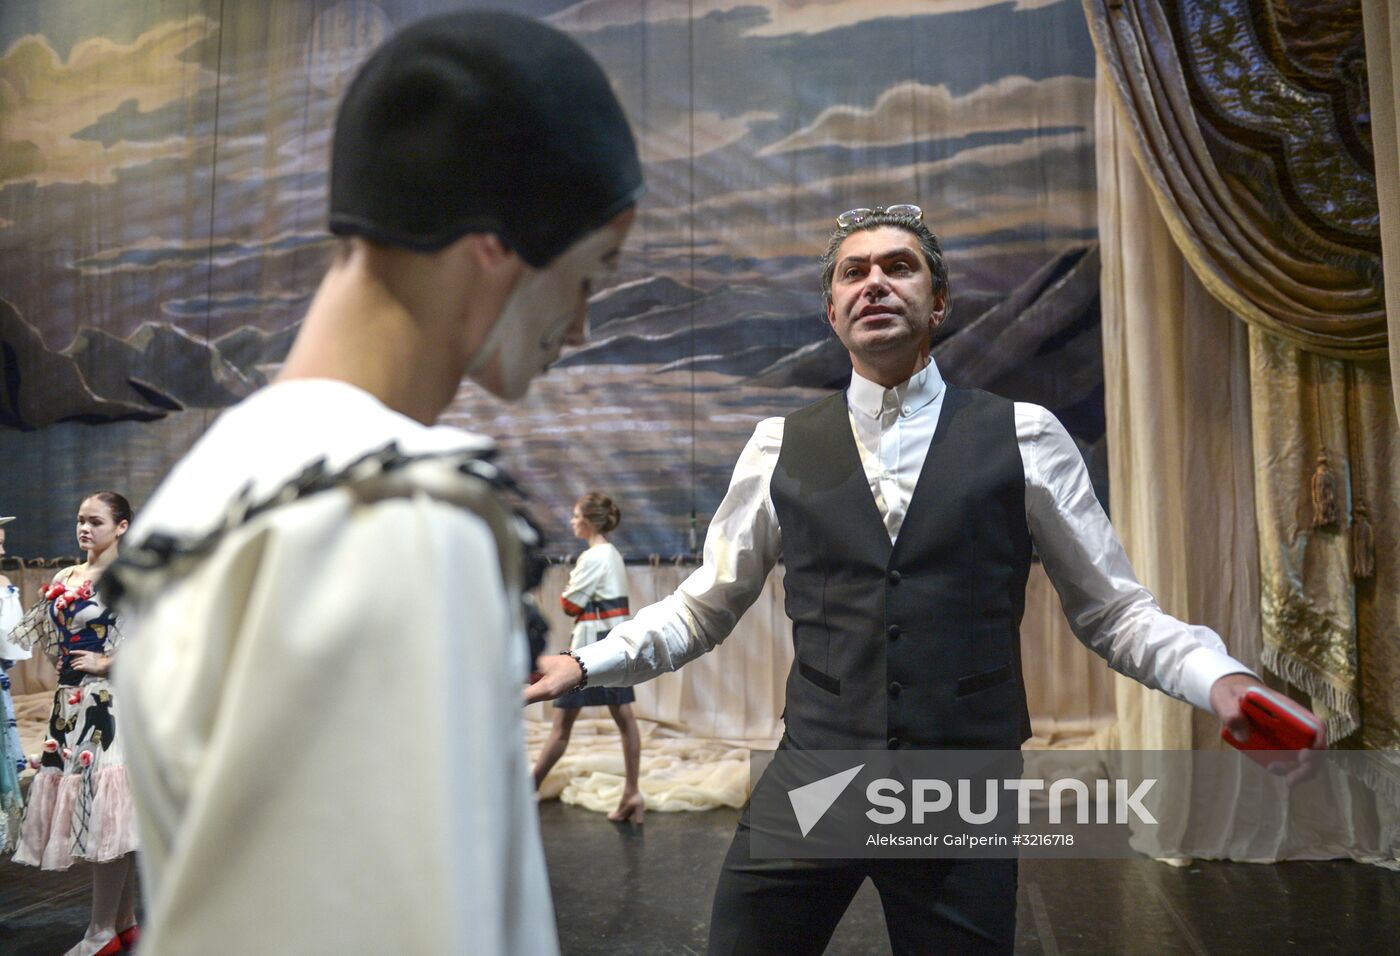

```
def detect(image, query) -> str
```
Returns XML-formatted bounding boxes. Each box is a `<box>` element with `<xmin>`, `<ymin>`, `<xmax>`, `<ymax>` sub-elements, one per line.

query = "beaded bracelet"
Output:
<box><xmin>561</xmin><ymin>649</ymin><xmax>588</xmax><ymax>692</ymax></box>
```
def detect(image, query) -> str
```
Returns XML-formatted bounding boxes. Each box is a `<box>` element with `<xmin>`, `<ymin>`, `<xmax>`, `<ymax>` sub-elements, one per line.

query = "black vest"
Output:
<box><xmin>769</xmin><ymin>386</ymin><xmax>1033</xmax><ymax>750</ymax></box>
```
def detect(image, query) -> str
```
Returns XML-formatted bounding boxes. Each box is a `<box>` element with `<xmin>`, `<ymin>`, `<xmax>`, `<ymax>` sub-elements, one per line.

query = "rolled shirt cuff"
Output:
<box><xmin>574</xmin><ymin>636</ymin><xmax>629</xmax><ymax>687</ymax></box>
<box><xmin>1178</xmin><ymin>645</ymin><xmax>1257</xmax><ymax>714</ymax></box>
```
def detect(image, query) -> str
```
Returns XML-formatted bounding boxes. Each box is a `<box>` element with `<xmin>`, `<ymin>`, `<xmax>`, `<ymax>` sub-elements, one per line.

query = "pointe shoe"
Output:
<box><xmin>91</xmin><ymin>935</ymin><xmax>124</xmax><ymax>956</ymax></box>
<box><xmin>608</xmin><ymin>792</ymin><xmax>645</xmax><ymax>825</ymax></box>
<box><xmin>62</xmin><ymin>934</ymin><xmax>123</xmax><ymax>956</ymax></box>
<box><xmin>118</xmin><ymin>924</ymin><xmax>140</xmax><ymax>949</ymax></box>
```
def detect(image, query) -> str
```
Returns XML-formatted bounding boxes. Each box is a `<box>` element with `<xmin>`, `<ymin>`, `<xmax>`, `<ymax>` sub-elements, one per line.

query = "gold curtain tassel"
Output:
<box><xmin>1310</xmin><ymin>451</ymin><xmax>1338</xmax><ymax>528</ymax></box>
<box><xmin>1351</xmin><ymin>500</ymin><xmax>1375</xmax><ymax>580</ymax></box>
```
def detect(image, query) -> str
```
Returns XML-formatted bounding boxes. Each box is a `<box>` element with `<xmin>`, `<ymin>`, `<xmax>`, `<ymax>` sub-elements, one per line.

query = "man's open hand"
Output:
<box><xmin>1209</xmin><ymin>673</ymin><xmax>1325</xmax><ymax>784</ymax></box>
<box><xmin>524</xmin><ymin>652</ymin><xmax>584</xmax><ymax>705</ymax></box>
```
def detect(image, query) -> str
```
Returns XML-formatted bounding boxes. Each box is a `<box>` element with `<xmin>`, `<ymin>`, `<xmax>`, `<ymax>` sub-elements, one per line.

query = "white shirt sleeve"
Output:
<box><xmin>0</xmin><ymin>584</ymin><xmax>32</xmax><ymax>661</ymax></box>
<box><xmin>576</xmin><ymin>418</ymin><xmax>784</xmax><ymax>686</ymax></box>
<box><xmin>1019</xmin><ymin>403</ymin><xmax>1253</xmax><ymax>712</ymax></box>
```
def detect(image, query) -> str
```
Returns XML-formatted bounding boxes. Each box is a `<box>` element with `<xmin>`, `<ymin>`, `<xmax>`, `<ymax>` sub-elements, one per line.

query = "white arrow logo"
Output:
<box><xmin>787</xmin><ymin>764</ymin><xmax>864</xmax><ymax>837</ymax></box>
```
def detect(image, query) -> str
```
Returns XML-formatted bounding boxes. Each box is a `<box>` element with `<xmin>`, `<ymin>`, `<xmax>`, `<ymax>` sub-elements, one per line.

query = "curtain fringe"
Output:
<box><xmin>1260</xmin><ymin>643</ymin><xmax>1359</xmax><ymax>744</ymax></box>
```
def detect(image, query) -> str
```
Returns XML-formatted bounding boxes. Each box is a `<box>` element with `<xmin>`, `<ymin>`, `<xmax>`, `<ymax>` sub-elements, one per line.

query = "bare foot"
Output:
<box><xmin>608</xmin><ymin>791</ymin><xmax>645</xmax><ymax>825</ymax></box>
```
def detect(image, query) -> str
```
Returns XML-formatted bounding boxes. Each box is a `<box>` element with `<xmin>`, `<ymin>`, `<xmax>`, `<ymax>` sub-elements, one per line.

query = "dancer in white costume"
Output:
<box><xmin>532</xmin><ymin>491</ymin><xmax>645</xmax><ymax>824</ymax></box>
<box><xmin>108</xmin><ymin>11</ymin><xmax>641</xmax><ymax>956</ymax></box>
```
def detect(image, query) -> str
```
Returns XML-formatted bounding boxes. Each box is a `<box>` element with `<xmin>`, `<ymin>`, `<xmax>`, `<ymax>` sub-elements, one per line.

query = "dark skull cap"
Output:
<box><xmin>328</xmin><ymin>11</ymin><xmax>642</xmax><ymax>267</ymax></box>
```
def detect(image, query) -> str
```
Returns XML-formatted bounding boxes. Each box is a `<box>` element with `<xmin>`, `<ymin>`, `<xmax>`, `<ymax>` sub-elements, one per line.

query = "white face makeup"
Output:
<box><xmin>467</xmin><ymin>212</ymin><xmax>631</xmax><ymax>401</ymax></box>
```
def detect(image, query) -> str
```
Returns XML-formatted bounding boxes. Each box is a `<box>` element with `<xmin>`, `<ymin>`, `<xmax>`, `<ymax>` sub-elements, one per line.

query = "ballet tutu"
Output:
<box><xmin>14</xmin><ymin>678</ymin><xmax>137</xmax><ymax>869</ymax></box>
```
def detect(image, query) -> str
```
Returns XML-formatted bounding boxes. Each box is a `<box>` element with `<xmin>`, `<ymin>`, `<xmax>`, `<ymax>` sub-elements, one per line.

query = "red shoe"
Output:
<box><xmin>92</xmin><ymin>936</ymin><xmax>124</xmax><ymax>956</ymax></box>
<box><xmin>118</xmin><ymin>924</ymin><xmax>140</xmax><ymax>949</ymax></box>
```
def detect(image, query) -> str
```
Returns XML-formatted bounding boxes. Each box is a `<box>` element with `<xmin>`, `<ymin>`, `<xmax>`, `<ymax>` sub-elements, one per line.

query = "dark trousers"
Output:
<box><xmin>707</xmin><ymin>822</ymin><xmax>1017</xmax><ymax>956</ymax></box>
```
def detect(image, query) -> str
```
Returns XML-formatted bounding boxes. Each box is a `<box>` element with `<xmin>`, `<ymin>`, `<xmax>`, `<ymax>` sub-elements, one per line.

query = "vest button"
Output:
<box><xmin>889</xmin><ymin>681</ymin><xmax>902</xmax><ymax>697</ymax></box>
<box><xmin>887</xmin><ymin>625</ymin><xmax>901</xmax><ymax>639</ymax></box>
<box><xmin>887</xmin><ymin>569</ymin><xmax>901</xmax><ymax>584</ymax></box>
<box><xmin>887</xmin><ymin>736</ymin><xmax>900</xmax><ymax>749</ymax></box>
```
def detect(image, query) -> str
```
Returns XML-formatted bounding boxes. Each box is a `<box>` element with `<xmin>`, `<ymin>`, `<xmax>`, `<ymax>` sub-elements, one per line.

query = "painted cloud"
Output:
<box><xmin>0</xmin><ymin>18</ymin><xmax>218</xmax><ymax>187</ymax></box>
<box><xmin>760</xmin><ymin>75</ymin><xmax>1094</xmax><ymax>155</ymax></box>
<box><xmin>550</xmin><ymin>0</ymin><xmax>1068</xmax><ymax>38</ymax></box>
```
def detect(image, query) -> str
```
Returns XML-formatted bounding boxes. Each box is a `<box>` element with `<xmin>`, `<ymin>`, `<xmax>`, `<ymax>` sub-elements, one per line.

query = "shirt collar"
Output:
<box><xmin>846</xmin><ymin>356</ymin><xmax>946</xmax><ymax>419</ymax></box>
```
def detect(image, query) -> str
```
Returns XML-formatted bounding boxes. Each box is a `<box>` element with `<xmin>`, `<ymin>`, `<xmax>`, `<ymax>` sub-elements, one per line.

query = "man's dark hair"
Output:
<box><xmin>819</xmin><ymin>212</ymin><xmax>949</xmax><ymax>314</ymax></box>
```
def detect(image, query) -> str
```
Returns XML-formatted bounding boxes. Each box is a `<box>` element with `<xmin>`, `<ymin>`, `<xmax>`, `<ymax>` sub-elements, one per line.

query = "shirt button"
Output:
<box><xmin>902</xmin><ymin>405</ymin><xmax>912</xmax><ymax>416</ymax></box>
<box><xmin>887</xmin><ymin>625</ymin><xmax>901</xmax><ymax>639</ymax></box>
<box><xmin>887</xmin><ymin>569</ymin><xmax>901</xmax><ymax>584</ymax></box>
<box><xmin>889</xmin><ymin>681</ymin><xmax>902</xmax><ymax>698</ymax></box>
<box><xmin>887</xmin><ymin>736</ymin><xmax>901</xmax><ymax>750</ymax></box>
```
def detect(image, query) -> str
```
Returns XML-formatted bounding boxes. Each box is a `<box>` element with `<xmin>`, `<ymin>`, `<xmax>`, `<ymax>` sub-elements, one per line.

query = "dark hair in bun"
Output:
<box><xmin>576</xmin><ymin>491</ymin><xmax>620</xmax><ymax>535</ymax></box>
<box><xmin>85</xmin><ymin>491</ymin><xmax>133</xmax><ymax>526</ymax></box>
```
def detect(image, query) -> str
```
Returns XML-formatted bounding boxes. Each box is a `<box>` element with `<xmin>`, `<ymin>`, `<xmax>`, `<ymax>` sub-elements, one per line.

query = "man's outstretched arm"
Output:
<box><xmin>1021</xmin><ymin>404</ymin><xmax>1324</xmax><ymax>759</ymax></box>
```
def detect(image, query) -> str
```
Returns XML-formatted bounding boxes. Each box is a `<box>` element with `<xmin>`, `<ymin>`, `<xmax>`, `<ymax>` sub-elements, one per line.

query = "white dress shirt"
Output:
<box><xmin>577</xmin><ymin>358</ymin><xmax>1252</xmax><ymax>715</ymax></box>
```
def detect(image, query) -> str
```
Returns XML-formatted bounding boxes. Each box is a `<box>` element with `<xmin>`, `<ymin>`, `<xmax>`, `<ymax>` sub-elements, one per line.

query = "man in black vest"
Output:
<box><xmin>529</xmin><ymin>206</ymin><xmax>1280</xmax><ymax>954</ymax></box>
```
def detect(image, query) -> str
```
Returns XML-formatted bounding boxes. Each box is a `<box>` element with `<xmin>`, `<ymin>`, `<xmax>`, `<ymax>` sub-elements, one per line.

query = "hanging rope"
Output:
<box><xmin>686</xmin><ymin>0</ymin><xmax>699</xmax><ymax>557</ymax></box>
<box><xmin>1309</xmin><ymin>354</ymin><xmax>1339</xmax><ymax>529</ymax></box>
<box><xmin>201</xmin><ymin>0</ymin><xmax>229</xmax><ymax>437</ymax></box>
<box><xmin>1344</xmin><ymin>362</ymin><xmax>1374</xmax><ymax>580</ymax></box>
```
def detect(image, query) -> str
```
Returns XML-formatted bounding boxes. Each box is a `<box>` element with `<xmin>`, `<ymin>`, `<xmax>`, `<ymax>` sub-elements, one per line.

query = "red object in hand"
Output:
<box><xmin>1221</xmin><ymin>687</ymin><xmax>1324</xmax><ymax>752</ymax></box>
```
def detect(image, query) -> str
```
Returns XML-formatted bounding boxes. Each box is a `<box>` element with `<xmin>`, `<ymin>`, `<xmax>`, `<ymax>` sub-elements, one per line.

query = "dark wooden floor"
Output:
<box><xmin>2</xmin><ymin>801</ymin><xmax>1396</xmax><ymax>954</ymax></box>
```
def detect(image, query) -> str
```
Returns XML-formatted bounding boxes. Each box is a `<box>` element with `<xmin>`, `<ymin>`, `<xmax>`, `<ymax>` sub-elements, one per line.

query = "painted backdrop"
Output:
<box><xmin>0</xmin><ymin>0</ymin><xmax>1101</xmax><ymax>558</ymax></box>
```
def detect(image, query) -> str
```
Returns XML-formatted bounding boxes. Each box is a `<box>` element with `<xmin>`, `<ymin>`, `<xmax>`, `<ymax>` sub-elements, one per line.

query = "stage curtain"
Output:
<box><xmin>1083</xmin><ymin>0</ymin><xmax>1386</xmax><ymax>359</ymax></box>
<box><xmin>1364</xmin><ymin>0</ymin><xmax>1400</xmax><ymax>424</ymax></box>
<box><xmin>1094</xmin><ymin>61</ymin><xmax>1260</xmax><ymax>753</ymax></box>
<box><xmin>1250</xmin><ymin>335</ymin><xmax>1400</xmax><ymax>775</ymax></box>
<box><xmin>1095</xmin><ymin>60</ymin><xmax>1399</xmax><ymax>863</ymax></box>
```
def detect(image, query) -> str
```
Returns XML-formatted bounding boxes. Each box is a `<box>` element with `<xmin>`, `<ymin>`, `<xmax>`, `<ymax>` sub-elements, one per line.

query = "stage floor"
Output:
<box><xmin>2</xmin><ymin>800</ymin><xmax>1396</xmax><ymax>954</ymax></box>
